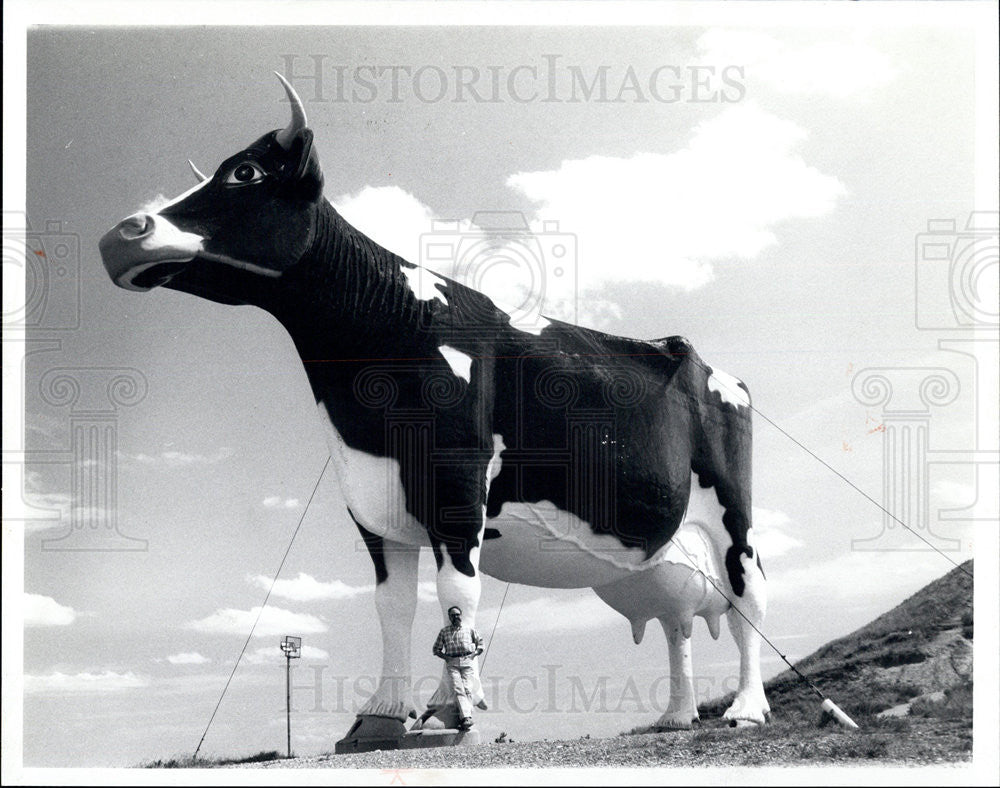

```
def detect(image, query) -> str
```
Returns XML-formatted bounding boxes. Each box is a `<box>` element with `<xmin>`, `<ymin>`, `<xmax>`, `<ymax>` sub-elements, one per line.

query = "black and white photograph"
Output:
<box><xmin>3</xmin><ymin>0</ymin><xmax>998</xmax><ymax>783</ymax></box>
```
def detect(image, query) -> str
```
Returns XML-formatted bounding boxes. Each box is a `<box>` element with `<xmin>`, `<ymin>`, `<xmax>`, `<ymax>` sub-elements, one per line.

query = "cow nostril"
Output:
<box><xmin>119</xmin><ymin>214</ymin><xmax>153</xmax><ymax>240</ymax></box>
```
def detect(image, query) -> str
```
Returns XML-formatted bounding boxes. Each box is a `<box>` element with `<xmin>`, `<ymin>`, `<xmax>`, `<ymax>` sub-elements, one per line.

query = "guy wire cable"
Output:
<box><xmin>193</xmin><ymin>456</ymin><xmax>331</xmax><ymax>760</ymax></box>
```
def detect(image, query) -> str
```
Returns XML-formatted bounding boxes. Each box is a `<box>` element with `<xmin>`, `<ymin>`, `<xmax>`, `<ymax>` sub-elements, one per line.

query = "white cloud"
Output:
<box><xmin>334</xmin><ymin>185</ymin><xmax>444</xmax><ymax>264</ymax></box>
<box><xmin>24</xmin><ymin>670</ymin><xmax>148</xmax><ymax>694</ymax></box>
<box><xmin>24</xmin><ymin>593</ymin><xmax>77</xmax><ymax>627</ymax></box>
<box><xmin>478</xmin><ymin>592</ymin><xmax>623</xmax><ymax>635</ymax></box>
<box><xmin>18</xmin><ymin>471</ymin><xmax>71</xmax><ymax>532</ymax></box>
<box><xmin>165</xmin><ymin>651</ymin><xmax>211</xmax><ymax>665</ymax></box>
<box><xmin>248</xmin><ymin>572</ymin><xmax>372</xmax><ymax>602</ymax></box>
<box><xmin>330</xmin><ymin>93</ymin><xmax>852</xmax><ymax>335</ymax></box>
<box><xmin>22</xmin><ymin>471</ymin><xmax>70</xmax><ymax>510</ymax></box>
<box><xmin>334</xmin><ymin>104</ymin><xmax>843</xmax><ymax>329</ymax></box>
<box><xmin>184</xmin><ymin>606</ymin><xmax>327</xmax><ymax>637</ymax></box>
<box><xmin>508</xmin><ymin>103</ymin><xmax>846</xmax><ymax>294</ymax></box>
<box><xmin>334</xmin><ymin>187</ymin><xmax>576</xmax><ymax>329</ymax></box>
<box><xmin>262</xmin><ymin>496</ymin><xmax>301</xmax><ymax>510</ymax></box>
<box><xmin>243</xmin><ymin>644</ymin><xmax>330</xmax><ymax>665</ymax></box>
<box><xmin>18</xmin><ymin>472</ymin><xmax>124</xmax><ymax>532</ymax></box>
<box><xmin>751</xmin><ymin>507</ymin><xmax>804</xmax><ymax>558</ymax></box>
<box><xmin>123</xmin><ymin>447</ymin><xmax>235</xmax><ymax>468</ymax></box>
<box><xmin>768</xmin><ymin>548</ymin><xmax>964</xmax><ymax>603</ymax></box>
<box><xmin>698</xmin><ymin>29</ymin><xmax>895</xmax><ymax>98</ymax></box>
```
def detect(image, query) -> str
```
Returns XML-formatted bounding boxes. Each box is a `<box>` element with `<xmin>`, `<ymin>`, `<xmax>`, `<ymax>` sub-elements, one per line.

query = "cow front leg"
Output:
<box><xmin>722</xmin><ymin>549</ymin><xmax>770</xmax><ymax>725</ymax></box>
<box><xmin>655</xmin><ymin>618</ymin><xmax>699</xmax><ymax>729</ymax></box>
<box><xmin>341</xmin><ymin>520</ymin><xmax>420</xmax><ymax>746</ymax></box>
<box><xmin>423</xmin><ymin>533</ymin><xmax>486</xmax><ymax>729</ymax></box>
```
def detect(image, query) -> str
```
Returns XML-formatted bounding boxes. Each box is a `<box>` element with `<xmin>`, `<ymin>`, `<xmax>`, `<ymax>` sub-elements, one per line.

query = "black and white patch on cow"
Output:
<box><xmin>100</xmin><ymin>75</ymin><xmax>770</xmax><ymax>736</ymax></box>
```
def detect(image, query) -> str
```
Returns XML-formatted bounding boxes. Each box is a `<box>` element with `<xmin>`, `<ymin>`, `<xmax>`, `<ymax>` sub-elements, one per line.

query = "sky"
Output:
<box><xmin>4</xmin><ymin>0</ymin><xmax>999</xmax><ymax>777</ymax></box>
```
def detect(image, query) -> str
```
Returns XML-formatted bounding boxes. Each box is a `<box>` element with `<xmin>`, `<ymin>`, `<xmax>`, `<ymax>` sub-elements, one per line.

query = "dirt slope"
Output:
<box><xmin>700</xmin><ymin>559</ymin><xmax>973</xmax><ymax>721</ymax></box>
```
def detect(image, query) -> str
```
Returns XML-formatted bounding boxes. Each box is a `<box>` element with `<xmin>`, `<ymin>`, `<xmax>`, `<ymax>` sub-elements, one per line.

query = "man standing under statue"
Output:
<box><xmin>432</xmin><ymin>605</ymin><xmax>484</xmax><ymax>730</ymax></box>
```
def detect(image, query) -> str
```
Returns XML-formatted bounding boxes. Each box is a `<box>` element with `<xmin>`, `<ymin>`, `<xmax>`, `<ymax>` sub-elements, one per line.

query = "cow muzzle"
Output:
<box><xmin>99</xmin><ymin>212</ymin><xmax>203</xmax><ymax>291</ymax></box>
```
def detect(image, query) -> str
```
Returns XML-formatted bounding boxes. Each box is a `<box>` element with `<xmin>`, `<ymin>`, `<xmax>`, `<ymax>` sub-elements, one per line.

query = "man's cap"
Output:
<box><xmin>447</xmin><ymin>606</ymin><xmax>462</xmax><ymax>616</ymax></box>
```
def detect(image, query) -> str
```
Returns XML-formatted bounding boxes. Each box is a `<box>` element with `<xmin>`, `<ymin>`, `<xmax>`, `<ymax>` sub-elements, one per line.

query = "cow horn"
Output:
<box><xmin>187</xmin><ymin>159</ymin><xmax>208</xmax><ymax>183</ymax></box>
<box><xmin>274</xmin><ymin>71</ymin><xmax>307</xmax><ymax>150</ymax></box>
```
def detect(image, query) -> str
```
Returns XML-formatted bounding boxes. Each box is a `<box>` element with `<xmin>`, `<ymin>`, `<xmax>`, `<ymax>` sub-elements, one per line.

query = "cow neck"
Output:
<box><xmin>270</xmin><ymin>199</ymin><xmax>431</xmax><ymax>360</ymax></box>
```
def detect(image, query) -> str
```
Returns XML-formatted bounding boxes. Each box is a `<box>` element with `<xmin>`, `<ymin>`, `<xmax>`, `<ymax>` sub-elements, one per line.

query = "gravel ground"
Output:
<box><xmin>224</xmin><ymin>717</ymin><xmax>971</xmax><ymax>769</ymax></box>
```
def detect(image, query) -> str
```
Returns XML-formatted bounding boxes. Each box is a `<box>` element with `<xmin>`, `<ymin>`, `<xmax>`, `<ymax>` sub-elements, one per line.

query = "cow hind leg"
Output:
<box><xmin>722</xmin><ymin>549</ymin><xmax>770</xmax><ymax>725</ymax></box>
<box><xmin>655</xmin><ymin>618</ymin><xmax>700</xmax><ymax>730</ymax></box>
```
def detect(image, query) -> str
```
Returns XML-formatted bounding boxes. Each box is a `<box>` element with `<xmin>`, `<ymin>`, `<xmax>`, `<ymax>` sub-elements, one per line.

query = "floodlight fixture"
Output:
<box><xmin>280</xmin><ymin>636</ymin><xmax>301</xmax><ymax>659</ymax></box>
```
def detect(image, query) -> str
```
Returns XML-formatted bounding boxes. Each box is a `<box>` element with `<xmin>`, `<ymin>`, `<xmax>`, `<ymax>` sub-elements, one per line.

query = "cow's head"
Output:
<box><xmin>100</xmin><ymin>74</ymin><xmax>324</xmax><ymax>305</ymax></box>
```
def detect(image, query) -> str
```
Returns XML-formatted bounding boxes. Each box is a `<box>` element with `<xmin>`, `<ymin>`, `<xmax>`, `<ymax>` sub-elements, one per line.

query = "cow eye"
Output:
<box><xmin>226</xmin><ymin>162</ymin><xmax>265</xmax><ymax>185</ymax></box>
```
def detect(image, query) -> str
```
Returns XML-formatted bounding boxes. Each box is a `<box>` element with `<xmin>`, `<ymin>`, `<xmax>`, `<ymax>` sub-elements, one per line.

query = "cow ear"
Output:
<box><xmin>279</xmin><ymin>129</ymin><xmax>324</xmax><ymax>202</ymax></box>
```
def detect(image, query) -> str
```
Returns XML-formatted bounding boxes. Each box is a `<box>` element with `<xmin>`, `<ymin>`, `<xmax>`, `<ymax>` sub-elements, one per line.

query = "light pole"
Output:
<box><xmin>280</xmin><ymin>636</ymin><xmax>301</xmax><ymax>759</ymax></box>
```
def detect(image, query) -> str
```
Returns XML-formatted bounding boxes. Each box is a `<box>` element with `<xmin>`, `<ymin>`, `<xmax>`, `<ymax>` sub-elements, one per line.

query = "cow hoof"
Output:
<box><xmin>654</xmin><ymin>712</ymin><xmax>698</xmax><ymax>730</ymax></box>
<box><xmin>722</xmin><ymin>693</ymin><xmax>768</xmax><ymax>726</ymax></box>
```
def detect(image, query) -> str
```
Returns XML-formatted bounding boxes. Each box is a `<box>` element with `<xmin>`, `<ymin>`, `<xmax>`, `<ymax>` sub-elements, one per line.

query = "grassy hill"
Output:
<box><xmin>700</xmin><ymin>559</ymin><xmax>974</xmax><ymax>723</ymax></box>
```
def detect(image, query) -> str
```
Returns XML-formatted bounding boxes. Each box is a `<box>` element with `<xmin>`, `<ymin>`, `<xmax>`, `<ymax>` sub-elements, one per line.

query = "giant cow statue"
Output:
<box><xmin>100</xmin><ymin>76</ymin><xmax>770</xmax><ymax>744</ymax></box>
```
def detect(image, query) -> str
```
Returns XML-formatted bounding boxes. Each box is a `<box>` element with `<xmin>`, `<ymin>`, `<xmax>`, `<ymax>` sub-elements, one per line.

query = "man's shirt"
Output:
<box><xmin>434</xmin><ymin>623</ymin><xmax>483</xmax><ymax>665</ymax></box>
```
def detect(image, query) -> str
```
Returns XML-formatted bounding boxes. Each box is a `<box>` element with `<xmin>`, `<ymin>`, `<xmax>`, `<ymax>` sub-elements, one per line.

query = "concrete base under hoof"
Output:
<box><xmin>399</xmin><ymin>728</ymin><xmax>482</xmax><ymax>749</ymax></box>
<box><xmin>334</xmin><ymin>715</ymin><xmax>408</xmax><ymax>755</ymax></box>
<box><xmin>334</xmin><ymin>736</ymin><xmax>401</xmax><ymax>755</ymax></box>
<box><xmin>334</xmin><ymin>715</ymin><xmax>482</xmax><ymax>754</ymax></box>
